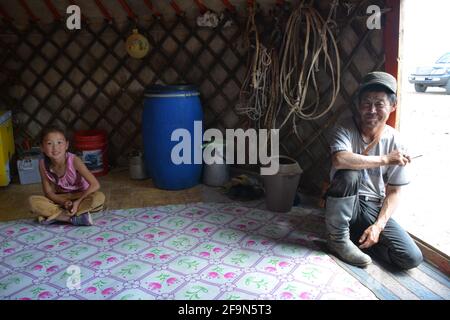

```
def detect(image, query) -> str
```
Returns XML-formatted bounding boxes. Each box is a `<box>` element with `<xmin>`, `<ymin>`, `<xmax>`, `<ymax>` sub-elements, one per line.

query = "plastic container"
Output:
<box><xmin>129</xmin><ymin>151</ymin><xmax>147</xmax><ymax>180</ymax></box>
<box><xmin>143</xmin><ymin>85</ymin><xmax>203</xmax><ymax>190</ymax></box>
<box><xmin>74</xmin><ymin>130</ymin><xmax>109</xmax><ymax>177</ymax></box>
<box><xmin>262</xmin><ymin>156</ymin><xmax>303</xmax><ymax>213</ymax></box>
<box><xmin>202</xmin><ymin>140</ymin><xmax>229</xmax><ymax>187</ymax></box>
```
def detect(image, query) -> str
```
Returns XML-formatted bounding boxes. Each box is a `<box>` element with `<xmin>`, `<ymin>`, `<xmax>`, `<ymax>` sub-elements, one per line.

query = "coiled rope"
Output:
<box><xmin>236</xmin><ymin>3</ymin><xmax>283</xmax><ymax>130</ymax></box>
<box><xmin>237</xmin><ymin>1</ymin><xmax>341</xmax><ymax>133</ymax></box>
<box><xmin>278</xmin><ymin>0</ymin><xmax>340</xmax><ymax>127</ymax></box>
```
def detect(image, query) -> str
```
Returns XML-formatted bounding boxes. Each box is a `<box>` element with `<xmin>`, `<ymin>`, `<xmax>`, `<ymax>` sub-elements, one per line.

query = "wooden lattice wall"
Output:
<box><xmin>0</xmin><ymin>0</ymin><xmax>386</xmax><ymax>196</ymax></box>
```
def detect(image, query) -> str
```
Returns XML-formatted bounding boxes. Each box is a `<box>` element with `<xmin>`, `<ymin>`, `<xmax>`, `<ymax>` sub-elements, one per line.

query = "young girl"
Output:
<box><xmin>28</xmin><ymin>126</ymin><xmax>105</xmax><ymax>226</ymax></box>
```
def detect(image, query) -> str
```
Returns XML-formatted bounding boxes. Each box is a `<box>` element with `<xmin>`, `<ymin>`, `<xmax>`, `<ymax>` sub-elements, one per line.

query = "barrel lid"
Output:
<box><xmin>74</xmin><ymin>129</ymin><xmax>106</xmax><ymax>137</ymax></box>
<box><xmin>74</xmin><ymin>130</ymin><xmax>107</xmax><ymax>142</ymax></box>
<box><xmin>145</xmin><ymin>84</ymin><xmax>198</xmax><ymax>94</ymax></box>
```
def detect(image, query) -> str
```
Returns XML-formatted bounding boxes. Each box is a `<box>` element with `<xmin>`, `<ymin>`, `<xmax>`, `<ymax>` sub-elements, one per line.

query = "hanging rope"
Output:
<box><xmin>236</xmin><ymin>2</ymin><xmax>268</xmax><ymax>125</ymax></box>
<box><xmin>236</xmin><ymin>2</ymin><xmax>285</xmax><ymax>130</ymax></box>
<box><xmin>237</xmin><ymin>0</ymin><xmax>341</xmax><ymax>135</ymax></box>
<box><xmin>278</xmin><ymin>0</ymin><xmax>340</xmax><ymax>127</ymax></box>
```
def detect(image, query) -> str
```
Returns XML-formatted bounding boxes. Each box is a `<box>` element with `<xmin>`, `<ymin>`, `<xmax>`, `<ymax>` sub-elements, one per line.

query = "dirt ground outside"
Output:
<box><xmin>395</xmin><ymin>83</ymin><xmax>450</xmax><ymax>256</ymax></box>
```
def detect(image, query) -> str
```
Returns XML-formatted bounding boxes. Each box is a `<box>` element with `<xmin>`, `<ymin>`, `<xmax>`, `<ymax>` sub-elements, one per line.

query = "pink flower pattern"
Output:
<box><xmin>148</xmin><ymin>282</ymin><xmax>162</xmax><ymax>291</ymax></box>
<box><xmin>265</xmin><ymin>266</ymin><xmax>277</xmax><ymax>273</ymax></box>
<box><xmin>38</xmin><ymin>291</ymin><xmax>52</xmax><ymax>299</ymax></box>
<box><xmin>299</xmin><ymin>292</ymin><xmax>312</xmax><ymax>300</ymax></box>
<box><xmin>107</xmin><ymin>257</ymin><xmax>118</xmax><ymax>263</ymax></box>
<box><xmin>281</xmin><ymin>292</ymin><xmax>293</xmax><ymax>299</ymax></box>
<box><xmin>223</xmin><ymin>272</ymin><xmax>235</xmax><ymax>279</ymax></box>
<box><xmin>90</xmin><ymin>261</ymin><xmax>102</xmax><ymax>268</ymax></box>
<box><xmin>246</xmin><ymin>240</ymin><xmax>256</xmax><ymax>247</ymax></box>
<box><xmin>46</xmin><ymin>266</ymin><xmax>58</xmax><ymax>273</ymax></box>
<box><xmin>84</xmin><ymin>287</ymin><xmax>97</xmax><ymax>294</ymax></box>
<box><xmin>101</xmin><ymin>287</ymin><xmax>115</xmax><ymax>296</ymax></box>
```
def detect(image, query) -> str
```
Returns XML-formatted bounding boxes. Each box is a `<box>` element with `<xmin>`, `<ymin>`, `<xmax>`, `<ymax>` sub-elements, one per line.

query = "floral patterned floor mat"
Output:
<box><xmin>0</xmin><ymin>202</ymin><xmax>377</xmax><ymax>300</ymax></box>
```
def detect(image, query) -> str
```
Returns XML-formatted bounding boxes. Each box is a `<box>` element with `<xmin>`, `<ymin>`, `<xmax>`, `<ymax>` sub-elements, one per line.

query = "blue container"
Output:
<box><xmin>143</xmin><ymin>85</ymin><xmax>203</xmax><ymax>190</ymax></box>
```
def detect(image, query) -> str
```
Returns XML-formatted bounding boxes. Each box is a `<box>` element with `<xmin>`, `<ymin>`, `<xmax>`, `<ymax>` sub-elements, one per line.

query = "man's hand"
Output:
<box><xmin>359</xmin><ymin>224</ymin><xmax>383</xmax><ymax>249</ymax></box>
<box><xmin>382</xmin><ymin>149</ymin><xmax>411</xmax><ymax>166</ymax></box>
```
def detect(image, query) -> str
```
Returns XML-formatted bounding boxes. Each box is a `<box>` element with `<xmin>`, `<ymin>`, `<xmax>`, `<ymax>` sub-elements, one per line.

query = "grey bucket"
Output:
<box><xmin>129</xmin><ymin>152</ymin><xmax>147</xmax><ymax>180</ymax></box>
<box><xmin>202</xmin><ymin>140</ymin><xmax>229</xmax><ymax>187</ymax></box>
<box><xmin>262</xmin><ymin>156</ymin><xmax>302</xmax><ymax>213</ymax></box>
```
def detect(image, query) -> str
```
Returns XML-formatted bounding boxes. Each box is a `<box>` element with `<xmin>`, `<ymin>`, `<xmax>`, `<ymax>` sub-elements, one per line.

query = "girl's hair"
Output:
<box><xmin>40</xmin><ymin>126</ymin><xmax>67</xmax><ymax>143</ymax></box>
<box><xmin>40</xmin><ymin>126</ymin><xmax>68</xmax><ymax>184</ymax></box>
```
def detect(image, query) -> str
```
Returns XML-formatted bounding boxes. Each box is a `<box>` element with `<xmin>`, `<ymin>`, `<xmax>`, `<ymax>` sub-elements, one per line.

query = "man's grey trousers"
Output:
<box><xmin>326</xmin><ymin>170</ymin><xmax>423</xmax><ymax>270</ymax></box>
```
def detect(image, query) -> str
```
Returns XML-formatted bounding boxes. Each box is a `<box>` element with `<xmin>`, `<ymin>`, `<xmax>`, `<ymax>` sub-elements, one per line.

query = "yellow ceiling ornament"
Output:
<box><xmin>126</xmin><ymin>29</ymin><xmax>150</xmax><ymax>59</ymax></box>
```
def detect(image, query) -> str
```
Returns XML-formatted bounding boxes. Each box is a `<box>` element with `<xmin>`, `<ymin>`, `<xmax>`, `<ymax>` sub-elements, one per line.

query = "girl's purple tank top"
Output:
<box><xmin>41</xmin><ymin>152</ymin><xmax>90</xmax><ymax>193</ymax></box>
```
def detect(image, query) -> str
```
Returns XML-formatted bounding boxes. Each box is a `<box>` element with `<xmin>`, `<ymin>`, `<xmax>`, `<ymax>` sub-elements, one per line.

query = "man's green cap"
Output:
<box><xmin>360</xmin><ymin>71</ymin><xmax>397</xmax><ymax>94</ymax></box>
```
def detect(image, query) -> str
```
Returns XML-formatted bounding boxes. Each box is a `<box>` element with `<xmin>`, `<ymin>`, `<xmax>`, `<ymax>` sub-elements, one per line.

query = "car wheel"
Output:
<box><xmin>446</xmin><ymin>81</ymin><xmax>450</xmax><ymax>94</ymax></box>
<box><xmin>414</xmin><ymin>84</ymin><xmax>427</xmax><ymax>93</ymax></box>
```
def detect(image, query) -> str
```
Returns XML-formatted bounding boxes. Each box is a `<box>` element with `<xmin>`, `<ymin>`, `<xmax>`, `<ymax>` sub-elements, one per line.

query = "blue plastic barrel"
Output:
<box><xmin>143</xmin><ymin>85</ymin><xmax>203</xmax><ymax>190</ymax></box>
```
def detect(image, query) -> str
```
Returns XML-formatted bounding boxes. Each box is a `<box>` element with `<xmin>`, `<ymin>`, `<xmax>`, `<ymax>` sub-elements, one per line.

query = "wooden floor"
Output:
<box><xmin>0</xmin><ymin>167</ymin><xmax>204</xmax><ymax>222</ymax></box>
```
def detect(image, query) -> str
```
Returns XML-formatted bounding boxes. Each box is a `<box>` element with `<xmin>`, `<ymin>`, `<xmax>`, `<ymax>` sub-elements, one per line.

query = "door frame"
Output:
<box><xmin>386</xmin><ymin>0</ymin><xmax>450</xmax><ymax>275</ymax></box>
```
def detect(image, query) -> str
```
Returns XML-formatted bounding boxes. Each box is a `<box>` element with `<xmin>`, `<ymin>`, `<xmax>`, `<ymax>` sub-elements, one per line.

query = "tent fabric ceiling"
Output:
<box><xmin>0</xmin><ymin>0</ymin><xmax>295</xmax><ymax>26</ymax></box>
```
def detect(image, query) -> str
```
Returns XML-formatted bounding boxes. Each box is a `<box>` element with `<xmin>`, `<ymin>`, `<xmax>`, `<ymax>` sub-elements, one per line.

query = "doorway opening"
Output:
<box><xmin>397</xmin><ymin>0</ymin><xmax>450</xmax><ymax>257</ymax></box>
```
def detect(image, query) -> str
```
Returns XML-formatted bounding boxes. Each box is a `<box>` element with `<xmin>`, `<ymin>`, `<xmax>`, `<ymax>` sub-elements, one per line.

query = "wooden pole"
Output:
<box><xmin>384</xmin><ymin>0</ymin><xmax>401</xmax><ymax>128</ymax></box>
